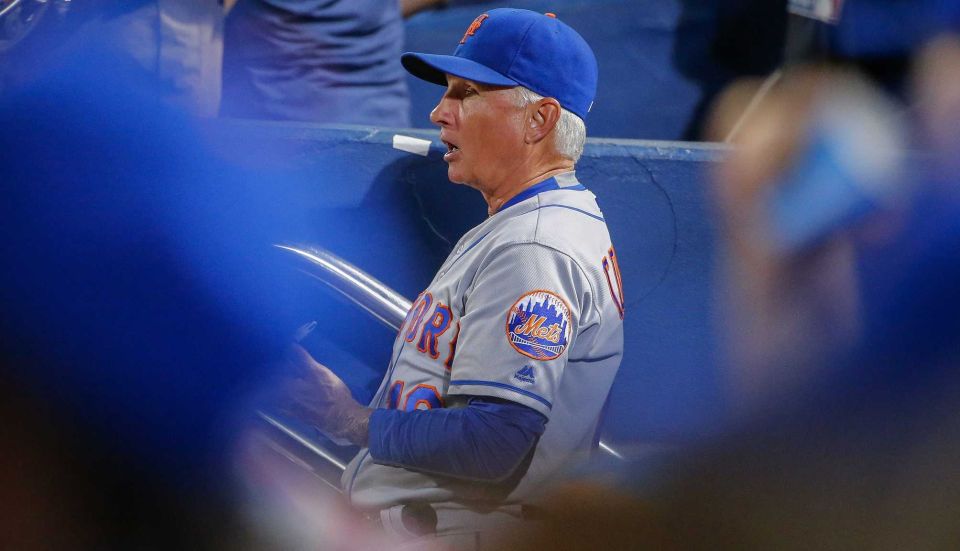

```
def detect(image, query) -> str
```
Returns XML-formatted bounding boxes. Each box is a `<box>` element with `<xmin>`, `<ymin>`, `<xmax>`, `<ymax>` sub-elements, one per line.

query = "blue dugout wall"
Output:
<box><xmin>404</xmin><ymin>0</ymin><xmax>736</xmax><ymax>140</ymax></box>
<box><xmin>212</xmin><ymin>121</ymin><xmax>727</xmax><ymax>445</ymax></box>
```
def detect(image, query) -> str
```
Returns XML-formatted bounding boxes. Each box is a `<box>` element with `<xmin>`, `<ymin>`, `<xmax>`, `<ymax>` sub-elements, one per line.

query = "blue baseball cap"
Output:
<box><xmin>401</xmin><ymin>9</ymin><xmax>598</xmax><ymax>120</ymax></box>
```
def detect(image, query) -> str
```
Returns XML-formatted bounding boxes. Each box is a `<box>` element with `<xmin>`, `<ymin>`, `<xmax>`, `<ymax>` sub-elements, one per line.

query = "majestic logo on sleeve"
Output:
<box><xmin>506</xmin><ymin>290</ymin><xmax>572</xmax><ymax>360</ymax></box>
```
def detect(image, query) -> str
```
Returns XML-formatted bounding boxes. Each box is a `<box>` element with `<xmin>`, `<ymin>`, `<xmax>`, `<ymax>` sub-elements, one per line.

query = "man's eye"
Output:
<box><xmin>464</xmin><ymin>87</ymin><xmax>477</xmax><ymax>96</ymax></box>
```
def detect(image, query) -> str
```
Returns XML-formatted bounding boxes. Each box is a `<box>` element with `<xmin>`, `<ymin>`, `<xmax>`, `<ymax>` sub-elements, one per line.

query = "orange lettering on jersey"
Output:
<box><xmin>514</xmin><ymin>315</ymin><xmax>564</xmax><ymax>344</ymax></box>
<box><xmin>602</xmin><ymin>246</ymin><xmax>625</xmax><ymax>320</ymax></box>
<box><xmin>460</xmin><ymin>14</ymin><xmax>489</xmax><ymax>44</ymax></box>
<box><xmin>444</xmin><ymin>321</ymin><xmax>460</xmax><ymax>371</ymax></box>
<box><xmin>514</xmin><ymin>314</ymin><xmax>546</xmax><ymax>338</ymax></box>
<box><xmin>544</xmin><ymin>323</ymin><xmax>562</xmax><ymax>343</ymax></box>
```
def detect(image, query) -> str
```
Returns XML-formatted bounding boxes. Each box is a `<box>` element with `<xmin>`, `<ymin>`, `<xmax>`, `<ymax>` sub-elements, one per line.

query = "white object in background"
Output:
<box><xmin>788</xmin><ymin>0</ymin><xmax>844</xmax><ymax>24</ymax></box>
<box><xmin>392</xmin><ymin>134</ymin><xmax>432</xmax><ymax>157</ymax></box>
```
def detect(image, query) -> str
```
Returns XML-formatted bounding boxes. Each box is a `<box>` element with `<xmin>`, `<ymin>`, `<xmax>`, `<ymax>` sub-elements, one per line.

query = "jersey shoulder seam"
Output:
<box><xmin>521</xmin><ymin>191</ymin><xmax>605</xmax><ymax>221</ymax></box>
<box><xmin>472</xmin><ymin>239</ymin><xmax>604</xmax><ymax>323</ymax></box>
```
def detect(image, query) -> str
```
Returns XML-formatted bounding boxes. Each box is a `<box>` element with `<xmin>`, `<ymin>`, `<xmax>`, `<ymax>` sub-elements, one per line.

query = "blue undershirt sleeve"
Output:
<box><xmin>367</xmin><ymin>396</ymin><xmax>548</xmax><ymax>482</ymax></box>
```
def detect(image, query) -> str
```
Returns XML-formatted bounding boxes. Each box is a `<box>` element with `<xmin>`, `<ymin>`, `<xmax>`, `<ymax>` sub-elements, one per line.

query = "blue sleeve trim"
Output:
<box><xmin>368</xmin><ymin>398</ymin><xmax>547</xmax><ymax>482</ymax></box>
<box><xmin>449</xmin><ymin>379</ymin><xmax>553</xmax><ymax>410</ymax></box>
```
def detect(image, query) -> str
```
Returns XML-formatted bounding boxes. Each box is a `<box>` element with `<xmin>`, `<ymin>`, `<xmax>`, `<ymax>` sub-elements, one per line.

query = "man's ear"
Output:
<box><xmin>525</xmin><ymin>98</ymin><xmax>562</xmax><ymax>144</ymax></box>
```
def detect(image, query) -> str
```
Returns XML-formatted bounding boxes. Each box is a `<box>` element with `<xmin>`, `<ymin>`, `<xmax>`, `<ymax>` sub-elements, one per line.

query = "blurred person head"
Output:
<box><xmin>495</xmin><ymin>41</ymin><xmax>960</xmax><ymax>551</ymax></box>
<box><xmin>0</xmin><ymin>19</ymin><xmax>313</xmax><ymax>546</ymax></box>
<box><xmin>705</xmin><ymin>66</ymin><xmax>908</xmax><ymax>415</ymax></box>
<box><xmin>913</xmin><ymin>34</ymin><xmax>960</xmax><ymax>176</ymax></box>
<box><xmin>400</xmin><ymin>9</ymin><xmax>596</xmax><ymax>211</ymax></box>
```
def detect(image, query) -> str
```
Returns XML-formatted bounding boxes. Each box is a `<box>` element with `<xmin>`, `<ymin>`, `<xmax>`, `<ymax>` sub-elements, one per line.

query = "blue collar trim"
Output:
<box><xmin>498</xmin><ymin>175</ymin><xmax>587</xmax><ymax>213</ymax></box>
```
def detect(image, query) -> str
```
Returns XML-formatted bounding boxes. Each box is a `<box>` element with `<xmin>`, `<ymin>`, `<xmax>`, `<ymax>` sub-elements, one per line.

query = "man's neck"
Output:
<box><xmin>483</xmin><ymin>163</ymin><xmax>575</xmax><ymax>216</ymax></box>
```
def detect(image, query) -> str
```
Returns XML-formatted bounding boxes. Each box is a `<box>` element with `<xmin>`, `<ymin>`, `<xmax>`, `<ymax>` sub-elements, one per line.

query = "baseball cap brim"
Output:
<box><xmin>401</xmin><ymin>52</ymin><xmax>518</xmax><ymax>88</ymax></box>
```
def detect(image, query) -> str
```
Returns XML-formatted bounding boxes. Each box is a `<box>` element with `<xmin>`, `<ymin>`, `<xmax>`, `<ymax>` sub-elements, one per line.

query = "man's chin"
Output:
<box><xmin>446</xmin><ymin>167</ymin><xmax>467</xmax><ymax>185</ymax></box>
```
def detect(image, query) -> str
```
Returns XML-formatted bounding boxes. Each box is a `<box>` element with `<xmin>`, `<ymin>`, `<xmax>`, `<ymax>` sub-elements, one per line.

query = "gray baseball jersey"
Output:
<box><xmin>342</xmin><ymin>170</ymin><xmax>624</xmax><ymax>516</ymax></box>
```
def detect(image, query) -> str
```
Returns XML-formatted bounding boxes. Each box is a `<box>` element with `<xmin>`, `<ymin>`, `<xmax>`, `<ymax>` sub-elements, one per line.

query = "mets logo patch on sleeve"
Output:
<box><xmin>505</xmin><ymin>290</ymin><xmax>572</xmax><ymax>360</ymax></box>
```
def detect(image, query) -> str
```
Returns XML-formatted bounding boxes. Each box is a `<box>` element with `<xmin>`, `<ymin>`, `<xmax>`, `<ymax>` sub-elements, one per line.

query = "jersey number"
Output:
<box><xmin>386</xmin><ymin>381</ymin><xmax>444</xmax><ymax>411</ymax></box>
<box><xmin>602</xmin><ymin>246</ymin><xmax>625</xmax><ymax>319</ymax></box>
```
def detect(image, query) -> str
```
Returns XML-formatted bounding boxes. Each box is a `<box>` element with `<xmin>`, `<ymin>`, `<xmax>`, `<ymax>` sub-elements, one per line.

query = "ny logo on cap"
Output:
<box><xmin>459</xmin><ymin>13</ymin><xmax>489</xmax><ymax>44</ymax></box>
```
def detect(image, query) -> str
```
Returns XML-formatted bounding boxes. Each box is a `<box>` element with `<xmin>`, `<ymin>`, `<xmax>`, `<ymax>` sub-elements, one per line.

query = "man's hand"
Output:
<box><xmin>283</xmin><ymin>344</ymin><xmax>372</xmax><ymax>447</ymax></box>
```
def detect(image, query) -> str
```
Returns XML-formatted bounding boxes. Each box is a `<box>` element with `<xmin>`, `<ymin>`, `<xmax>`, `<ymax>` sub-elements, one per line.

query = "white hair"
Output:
<box><xmin>514</xmin><ymin>86</ymin><xmax>587</xmax><ymax>162</ymax></box>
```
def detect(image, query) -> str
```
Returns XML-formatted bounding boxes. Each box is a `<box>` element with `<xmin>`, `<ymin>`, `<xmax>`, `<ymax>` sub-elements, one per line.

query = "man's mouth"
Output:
<box><xmin>442</xmin><ymin>140</ymin><xmax>461</xmax><ymax>160</ymax></box>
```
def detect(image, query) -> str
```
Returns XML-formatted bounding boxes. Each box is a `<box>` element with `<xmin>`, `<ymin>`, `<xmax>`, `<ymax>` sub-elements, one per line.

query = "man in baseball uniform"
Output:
<box><xmin>285</xmin><ymin>8</ymin><xmax>624</xmax><ymax>546</ymax></box>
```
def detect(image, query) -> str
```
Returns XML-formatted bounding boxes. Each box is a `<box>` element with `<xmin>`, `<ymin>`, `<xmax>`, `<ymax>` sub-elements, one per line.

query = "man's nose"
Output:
<box><xmin>430</xmin><ymin>96</ymin><xmax>453</xmax><ymax>128</ymax></box>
